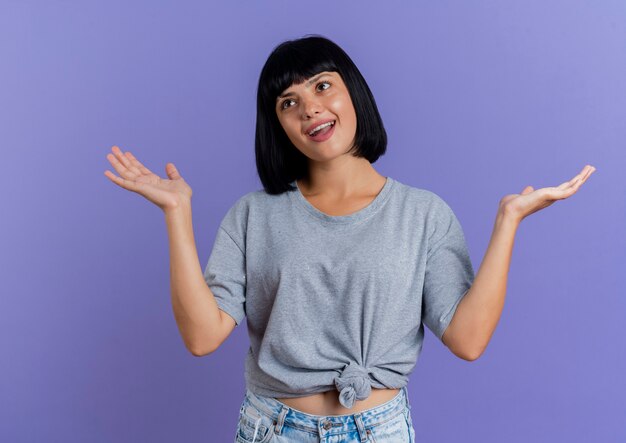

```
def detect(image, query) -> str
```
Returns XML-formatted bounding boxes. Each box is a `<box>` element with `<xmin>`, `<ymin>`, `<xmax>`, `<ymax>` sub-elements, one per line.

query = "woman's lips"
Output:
<box><xmin>307</xmin><ymin>121</ymin><xmax>336</xmax><ymax>142</ymax></box>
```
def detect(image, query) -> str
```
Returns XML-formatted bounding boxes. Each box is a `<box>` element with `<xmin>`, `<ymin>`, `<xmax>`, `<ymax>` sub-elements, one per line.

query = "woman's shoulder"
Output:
<box><xmin>390</xmin><ymin>177</ymin><xmax>446</xmax><ymax>208</ymax></box>
<box><xmin>390</xmin><ymin>179</ymin><xmax>466</xmax><ymax>233</ymax></box>
<box><xmin>229</xmin><ymin>185</ymin><xmax>292</xmax><ymax>209</ymax></box>
<box><xmin>217</xmin><ymin>186</ymin><xmax>293</xmax><ymax>243</ymax></box>
<box><xmin>221</xmin><ymin>185</ymin><xmax>292</xmax><ymax>221</ymax></box>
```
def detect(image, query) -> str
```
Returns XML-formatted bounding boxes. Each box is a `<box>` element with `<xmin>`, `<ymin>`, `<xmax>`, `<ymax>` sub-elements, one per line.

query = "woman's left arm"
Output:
<box><xmin>442</xmin><ymin>165</ymin><xmax>597</xmax><ymax>361</ymax></box>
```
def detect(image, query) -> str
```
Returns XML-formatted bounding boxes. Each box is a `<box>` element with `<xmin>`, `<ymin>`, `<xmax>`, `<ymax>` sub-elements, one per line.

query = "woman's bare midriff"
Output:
<box><xmin>275</xmin><ymin>388</ymin><xmax>400</xmax><ymax>416</ymax></box>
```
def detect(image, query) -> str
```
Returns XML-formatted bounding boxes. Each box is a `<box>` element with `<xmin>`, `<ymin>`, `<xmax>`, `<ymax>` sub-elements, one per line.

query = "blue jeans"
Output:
<box><xmin>235</xmin><ymin>386</ymin><xmax>416</xmax><ymax>442</ymax></box>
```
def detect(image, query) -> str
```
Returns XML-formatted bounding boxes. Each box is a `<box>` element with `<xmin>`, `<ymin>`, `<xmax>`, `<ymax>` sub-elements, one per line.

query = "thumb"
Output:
<box><xmin>521</xmin><ymin>185</ymin><xmax>534</xmax><ymax>195</ymax></box>
<box><xmin>165</xmin><ymin>163</ymin><xmax>182</xmax><ymax>180</ymax></box>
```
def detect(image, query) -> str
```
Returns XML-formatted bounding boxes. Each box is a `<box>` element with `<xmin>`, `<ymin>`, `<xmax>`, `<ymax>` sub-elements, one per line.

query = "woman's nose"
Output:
<box><xmin>301</xmin><ymin>97</ymin><xmax>323</xmax><ymax>117</ymax></box>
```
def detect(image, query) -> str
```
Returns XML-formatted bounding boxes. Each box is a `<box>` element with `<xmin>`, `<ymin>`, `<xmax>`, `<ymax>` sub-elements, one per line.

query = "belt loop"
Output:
<box><xmin>353</xmin><ymin>413</ymin><xmax>368</xmax><ymax>443</ymax></box>
<box><xmin>273</xmin><ymin>405</ymin><xmax>289</xmax><ymax>435</ymax></box>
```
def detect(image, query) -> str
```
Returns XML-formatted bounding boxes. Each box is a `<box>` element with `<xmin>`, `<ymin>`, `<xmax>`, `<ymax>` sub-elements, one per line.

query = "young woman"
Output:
<box><xmin>104</xmin><ymin>35</ymin><xmax>595</xmax><ymax>443</ymax></box>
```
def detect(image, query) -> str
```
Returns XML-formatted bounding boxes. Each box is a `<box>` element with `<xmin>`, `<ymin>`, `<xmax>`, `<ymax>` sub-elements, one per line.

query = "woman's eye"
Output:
<box><xmin>317</xmin><ymin>81</ymin><xmax>331</xmax><ymax>91</ymax></box>
<box><xmin>280</xmin><ymin>82</ymin><xmax>330</xmax><ymax>110</ymax></box>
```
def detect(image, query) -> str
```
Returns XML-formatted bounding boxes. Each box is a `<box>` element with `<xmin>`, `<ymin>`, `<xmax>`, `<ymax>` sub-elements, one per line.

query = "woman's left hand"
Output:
<box><xmin>499</xmin><ymin>164</ymin><xmax>597</xmax><ymax>223</ymax></box>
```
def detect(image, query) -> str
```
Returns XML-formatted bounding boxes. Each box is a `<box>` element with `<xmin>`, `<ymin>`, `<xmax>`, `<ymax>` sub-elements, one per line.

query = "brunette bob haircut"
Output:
<box><xmin>255</xmin><ymin>34</ymin><xmax>388</xmax><ymax>195</ymax></box>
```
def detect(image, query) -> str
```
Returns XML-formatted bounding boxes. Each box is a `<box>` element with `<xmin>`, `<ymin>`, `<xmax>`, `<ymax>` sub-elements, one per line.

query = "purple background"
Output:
<box><xmin>1</xmin><ymin>1</ymin><xmax>624</xmax><ymax>442</ymax></box>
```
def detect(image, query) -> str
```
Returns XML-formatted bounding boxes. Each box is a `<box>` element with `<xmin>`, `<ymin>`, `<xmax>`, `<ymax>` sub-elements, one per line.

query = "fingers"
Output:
<box><xmin>104</xmin><ymin>145</ymin><xmax>150</xmax><ymax>193</ymax></box>
<box><xmin>571</xmin><ymin>165</ymin><xmax>595</xmax><ymax>188</ymax></box>
<box><xmin>558</xmin><ymin>165</ymin><xmax>596</xmax><ymax>190</ymax></box>
<box><xmin>575</xmin><ymin>164</ymin><xmax>595</xmax><ymax>182</ymax></box>
<box><xmin>103</xmin><ymin>168</ymin><xmax>143</xmax><ymax>193</ymax></box>
<box><xmin>520</xmin><ymin>185</ymin><xmax>534</xmax><ymax>196</ymax></box>
<box><xmin>553</xmin><ymin>165</ymin><xmax>596</xmax><ymax>199</ymax></box>
<box><xmin>166</xmin><ymin>163</ymin><xmax>182</xmax><ymax>180</ymax></box>
<box><xmin>107</xmin><ymin>146</ymin><xmax>141</xmax><ymax>179</ymax></box>
<box><xmin>125</xmin><ymin>151</ymin><xmax>153</xmax><ymax>175</ymax></box>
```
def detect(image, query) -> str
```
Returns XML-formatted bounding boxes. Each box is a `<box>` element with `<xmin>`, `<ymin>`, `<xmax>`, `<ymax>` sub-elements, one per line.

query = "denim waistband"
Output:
<box><xmin>243</xmin><ymin>386</ymin><xmax>410</xmax><ymax>434</ymax></box>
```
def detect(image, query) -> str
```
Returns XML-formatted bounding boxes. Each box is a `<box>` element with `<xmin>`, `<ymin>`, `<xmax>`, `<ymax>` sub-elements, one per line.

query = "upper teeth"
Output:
<box><xmin>309</xmin><ymin>121</ymin><xmax>334</xmax><ymax>135</ymax></box>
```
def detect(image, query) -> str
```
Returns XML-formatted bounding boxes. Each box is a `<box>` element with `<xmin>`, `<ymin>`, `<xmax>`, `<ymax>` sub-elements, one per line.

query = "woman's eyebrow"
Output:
<box><xmin>276</xmin><ymin>73</ymin><xmax>331</xmax><ymax>100</ymax></box>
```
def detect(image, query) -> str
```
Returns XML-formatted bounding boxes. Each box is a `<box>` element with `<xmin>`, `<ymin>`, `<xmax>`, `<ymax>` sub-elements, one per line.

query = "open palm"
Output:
<box><xmin>104</xmin><ymin>145</ymin><xmax>192</xmax><ymax>212</ymax></box>
<box><xmin>500</xmin><ymin>164</ymin><xmax>596</xmax><ymax>223</ymax></box>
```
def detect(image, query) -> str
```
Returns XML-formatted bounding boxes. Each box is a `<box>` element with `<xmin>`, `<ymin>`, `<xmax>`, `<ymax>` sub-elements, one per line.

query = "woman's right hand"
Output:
<box><xmin>104</xmin><ymin>145</ymin><xmax>192</xmax><ymax>212</ymax></box>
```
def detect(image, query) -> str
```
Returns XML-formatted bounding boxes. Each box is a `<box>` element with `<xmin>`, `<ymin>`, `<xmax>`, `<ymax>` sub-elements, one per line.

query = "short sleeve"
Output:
<box><xmin>422</xmin><ymin>196</ymin><xmax>475</xmax><ymax>342</ymax></box>
<box><xmin>203</xmin><ymin>212</ymin><xmax>247</xmax><ymax>327</ymax></box>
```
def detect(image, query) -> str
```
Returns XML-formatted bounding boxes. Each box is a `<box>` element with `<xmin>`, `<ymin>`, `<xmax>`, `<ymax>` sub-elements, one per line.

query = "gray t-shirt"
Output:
<box><xmin>203</xmin><ymin>176</ymin><xmax>475</xmax><ymax>408</ymax></box>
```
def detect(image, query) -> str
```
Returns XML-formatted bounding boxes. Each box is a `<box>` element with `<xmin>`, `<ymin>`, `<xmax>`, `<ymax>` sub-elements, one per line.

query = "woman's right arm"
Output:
<box><xmin>165</xmin><ymin>199</ymin><xmax>236</xmax><ymax>356</ymax></box>
<box><xmin>104</xmin><ymin>145</ymin><xmax>235</xmax><ymax>357</ymax></box>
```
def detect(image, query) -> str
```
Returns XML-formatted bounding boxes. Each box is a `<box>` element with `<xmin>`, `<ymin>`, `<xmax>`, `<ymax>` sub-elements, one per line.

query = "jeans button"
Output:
<box><xmin>323</xmin><ymin>421</ymin><xmax>332</xmax><ymax>430</ymax></box>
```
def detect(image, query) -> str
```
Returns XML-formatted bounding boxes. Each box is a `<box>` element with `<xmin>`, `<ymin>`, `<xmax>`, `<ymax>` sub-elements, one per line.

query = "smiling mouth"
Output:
<box><xmin>306</xmin><ymin>120</ymin><xmax>336</xmax><ymax>140</ymax></box>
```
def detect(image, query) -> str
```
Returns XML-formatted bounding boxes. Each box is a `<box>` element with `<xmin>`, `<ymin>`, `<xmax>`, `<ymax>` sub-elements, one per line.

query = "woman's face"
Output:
<box><xmin>275</xmin><ymin>71</ymin><xmax>357</xmax><ymax>162</ymax></box>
